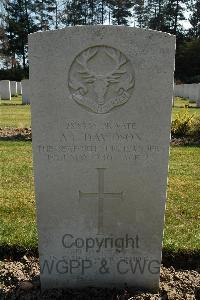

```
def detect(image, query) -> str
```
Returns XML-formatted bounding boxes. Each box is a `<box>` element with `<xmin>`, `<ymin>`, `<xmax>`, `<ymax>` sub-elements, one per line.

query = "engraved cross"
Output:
<box><xmin>79</xmin><ymin>168</ymin><xmax>123</xmax><ymax>234</ymax></box>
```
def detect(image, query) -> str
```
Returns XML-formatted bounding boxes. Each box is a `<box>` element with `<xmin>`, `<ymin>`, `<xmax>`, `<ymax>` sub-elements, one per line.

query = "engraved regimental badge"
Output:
<box><xmin>68</xmin><ymin>46</ymin><xmax>135</xmax><ymax>114</ymax></box>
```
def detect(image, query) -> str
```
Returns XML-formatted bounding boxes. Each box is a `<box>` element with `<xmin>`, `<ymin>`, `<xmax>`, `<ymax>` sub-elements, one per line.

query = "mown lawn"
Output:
<box><xmin>165</xmin><ymin>146</ymin><xmax>200</xmax><ymax>251</ymax></box>
<box><xmin>0</xmin><ymin>96</ymin><xmax>31</xmax><ymax>128</ymax></box>
<box><xmin>0</xmin><ymin>97</ymin><xmax>199</xmax><ymax>127</ymax></box>
<box><xmin>0</xmin><ymin>141</ymin><xmax>37</xmax><ymax>249</ymax></box>
<box><xmin>0</xmin><ymin>141</ymin><xmax>199</xmax><ymax>252</ymax></box>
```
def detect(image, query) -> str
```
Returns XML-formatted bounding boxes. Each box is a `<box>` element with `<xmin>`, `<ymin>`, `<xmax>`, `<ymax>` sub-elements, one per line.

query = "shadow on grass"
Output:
<box><xmin>0</xmin><ymin>103</ymin><xmax>23</xmax><ymax>106</ymax></box>
<box><xmin>162</xmin><ymin>248</ymin><xmax>200</xmax><ymax>270</ymax></box>
<box><xmin>0</xmin><ymin>245</ymin><xmax>199</xmax><ymax>270</ymax></box>
<box><xmin>174</xmin><ymin>105</ymin><xmax>199</xmax><ymax>109</ymax></box>
<box><xmin>0</xmin><ymin>136</ymin><xmax>32</xmax><ymax>141</ymax></box>
<box><xmin>0</xmin><ymin>245</ymin><xmax>38</xmax><ymax>260</ymax></box>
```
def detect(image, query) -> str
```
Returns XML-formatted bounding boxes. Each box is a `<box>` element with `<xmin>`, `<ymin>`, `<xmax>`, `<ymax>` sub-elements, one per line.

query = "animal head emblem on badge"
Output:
<box><xmin>68</xmin><ymin>46</ymin><xmax>135</xmax><ymax>114</ymax></box>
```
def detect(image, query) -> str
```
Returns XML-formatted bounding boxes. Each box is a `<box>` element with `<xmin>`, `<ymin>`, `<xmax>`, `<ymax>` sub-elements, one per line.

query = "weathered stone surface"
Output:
<box><xmin>29</xmin><ymin>26</ymin><xmax>175</xmax><ymax>291</ymax></box>
<box><xmin>0</xmin><ymin>80</ymin><xmax>11</xmax><ymax>100</ymax></box>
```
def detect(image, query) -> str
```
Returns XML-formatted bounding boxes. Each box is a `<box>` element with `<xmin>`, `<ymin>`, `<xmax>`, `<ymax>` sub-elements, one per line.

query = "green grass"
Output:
<box><xmin>0</xmin><ymin>141</ymin><xmax>199</xmax><ymax>252</ymax></box>
<box><xmin>0</xmin><ymin>141</ymin><xmax>37</xmax><ymax>249</ymax></box>
<box><xmin>164</xmin><ymin>146</ymin><xmax>200</xmax><ymax>251</ymax></box>
<box><xmin>0</xmin><ymin>96</ymin><xmax>31</xmax><ymax>128</ymax></box>
<box><xmin>0</xmin><ymin>95</ymin><xmax>22</xmax><ymax>106</ymax></box>
<box><xmin>0</xmin><ymin>97</ymin><xmax>199</xmax><ymax>128</ymax></box>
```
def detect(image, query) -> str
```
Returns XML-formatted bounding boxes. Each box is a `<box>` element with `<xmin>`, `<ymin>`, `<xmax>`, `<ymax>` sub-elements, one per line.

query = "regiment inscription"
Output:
<box><xmin>69</xmin><ymin>46</ymin><xmax>134</xmax><ymax>113</ymax></box>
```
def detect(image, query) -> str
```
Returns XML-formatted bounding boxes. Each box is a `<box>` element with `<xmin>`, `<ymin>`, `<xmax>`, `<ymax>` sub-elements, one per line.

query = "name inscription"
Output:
<box><xmin>37</xmin><ymin>120</ymin><xmax>167</xmax><ymax>163</ymax></box>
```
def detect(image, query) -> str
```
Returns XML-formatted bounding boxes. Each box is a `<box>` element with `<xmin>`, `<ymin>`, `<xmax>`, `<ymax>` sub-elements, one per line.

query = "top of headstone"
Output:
<box><xmin>28</xmin><ymin>25</ymin><xmax>175</xmax><ymax>40</ymax></box>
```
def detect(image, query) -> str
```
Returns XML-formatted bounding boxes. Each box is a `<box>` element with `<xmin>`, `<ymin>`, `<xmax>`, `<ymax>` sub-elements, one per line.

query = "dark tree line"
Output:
<box><xmin>0</xmin><ymin>0</ymin><xmax>199</xmax><ymax>82</ymax></box>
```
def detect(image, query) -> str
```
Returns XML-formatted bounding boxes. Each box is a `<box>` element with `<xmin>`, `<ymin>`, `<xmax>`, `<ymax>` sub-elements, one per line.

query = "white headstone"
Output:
<box><xmin>174</xmin><ymin>84</ymin><xmax>185</xmax><ymax>98</ymax></box>
<box><xmin>174</xmin><ymin>84</ymin><xmax>178</xmax><ymax>96</ymax></box>
<box><xmin>192</xmin><ymin>84</ymin><xmax>198</xmax><ymax>101</ymax></box>
<box><xmin>178</xmin><ymin>83</ymin><xmax>200</xmax><ymax>105</ymax></box>
<box><xmin>188</xmin><ymin>84</ymin><xmax>192</xmax><ymax>100</ymax></box>
<box><xmin>17</xmin><ymin>82</ymin><xmax>22</xmax><ymax>95</ymax></box>
<box><xmin>183</xmin><ymin>84</ymin><xmax>187</xmax><ymax>98</ymax></box>
<box><xmin>29</xmin><ymin>26</ymin><xmax>175</xmax><ymax>291</ymax></box>
<box><xmin>21</xmin><ymin>79</ymin><xmax>30</xmax><ymax>104</ymax></box>
<box><xmin>174</xmin><ymin>84</ymin><xmax>182</xmax><ymax>97</ymax></box>
<box><xmin>191</xmin><ymin>83</ymin><xmax>199</xmax><ymax>102</ymax></box>
<box><xmin>10</xmin><ymin>81</ymin><xmax>17</xmax><ymax>96</ymax></box>
<box><xmin>0</xmin><ymin>80</ymin><xmax>11</xmax><ymax>100</ymax></box>
<box><xmin>179</xmin><ymin>84</ymin><xmax>184</xmax><ymax>98</ymax></box>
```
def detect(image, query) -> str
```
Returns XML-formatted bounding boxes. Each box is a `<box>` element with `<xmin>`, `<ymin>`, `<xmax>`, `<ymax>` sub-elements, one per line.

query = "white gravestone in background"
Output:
<box><xmin>29</xmin><ymin>26</ymin><xmax>175</xmax><ymax>291</ymax></box>
<box><xmin>10</xmin><ymin>81</ymin><xmax>17</xmax><ymax>96</ymax></box>
<box><xmin>21</xmin><ymin>79</ymin><xmax>30</xmax><ymax>104</ymax></box>
<box><xmin>174</xmin><ymin>83</ymin><xmax>200</xmax><ymax>105</ymax></box>
<box><xmin>174</xmin><ymin>84</ymin><xmax>181</xmax><ymax>97</ymax></box>
<box><xmin>192</xmin><ymin>84</ymin><xmax>198</xmax><ymax>101</ymax></box>
<box><xmin>193</xmin><ymin>83</ymin><xmax>200</xmax><ymax>104</ymax></box>
<box><xmin>178</xmin><ymin>84</ymin><xmax>184</xmax><ymax>98</ymax></box>
<box><xmin>0</xmin><ymin>80</ymin><xmax>11</xmax><ymax>100</ymax></box>
<box><xmin>17</xmin><ymin>82</ymin><xmax>22</xmax><ymax>95</ymax></box>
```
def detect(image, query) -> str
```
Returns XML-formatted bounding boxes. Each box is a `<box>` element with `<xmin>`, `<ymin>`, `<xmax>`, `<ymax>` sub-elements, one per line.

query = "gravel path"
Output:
<box><xmin>0</xmin><ymin>256</ymin><xmax>199</xmax><ymax>300</ymax></box>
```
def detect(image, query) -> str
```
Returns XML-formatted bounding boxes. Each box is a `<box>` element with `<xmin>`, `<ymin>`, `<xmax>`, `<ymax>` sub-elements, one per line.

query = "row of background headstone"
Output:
<box><xmin>174</xmin><ymin>83</ymin><xmax>200</xmax><ymax>107</ymax></box>
<box><xmin>1</xmin><ymin>80</ymin><xmax>200</xmax><ymax>107</ymax></box>
<box><xmin>0</xmin><ymin>79</ymin><xmax>30</xmax><ymax>104</ymax></box>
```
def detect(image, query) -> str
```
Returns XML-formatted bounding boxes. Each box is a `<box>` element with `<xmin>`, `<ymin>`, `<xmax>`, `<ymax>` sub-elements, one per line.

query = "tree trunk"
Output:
<box><xmin>24</xmin><ymin>0</ymin><xmax>30</xmax><ymax>33</ymax></box>
<box><xmin>101</xmin><ymin>0</ymin><xmax>104</xmax><ymax>24</ymax></box>
<box><xmin>158</xmin><ymin>0</ymin><xmax>161</xmax><ymax>14</ymax></box>
<box><xmin>55</xmin><ymin>1</ymin><xmax>58</xmax><ymax>29</ymax></box>
<box><xmin>41</xmin><ymin>0</ymin><xmax>44</xmax><ymax>30</ymax></box>
<box><xmin>174</xmin><ymin>0</ymin><xmax>179</xmax><ymax>35</ymax></box>
<box><xmin>91</xmin><ymin>0</ymin><xmax>94</xmax><ymax>24</ymax></box>
<box><xmin>22</xmin><ymin>39</ymin><xmax>26</xmax><ymax>69</ymax></box>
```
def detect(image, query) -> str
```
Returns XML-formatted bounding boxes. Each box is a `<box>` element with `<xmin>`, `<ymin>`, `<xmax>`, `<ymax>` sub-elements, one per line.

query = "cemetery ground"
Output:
<box><xmin>0</xmin><ymin>96</ymin><xmax>200</xmax><ymax>299</ymax></box>
<box><xmin>0</xmin><ymin>97</ymin><xmax>200</xmax><ymax>128</ymax></box>
<box><xmin>0</xmin><ymin>96</ymin><xmax>30</xmax><ymax>128</ymax></box>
